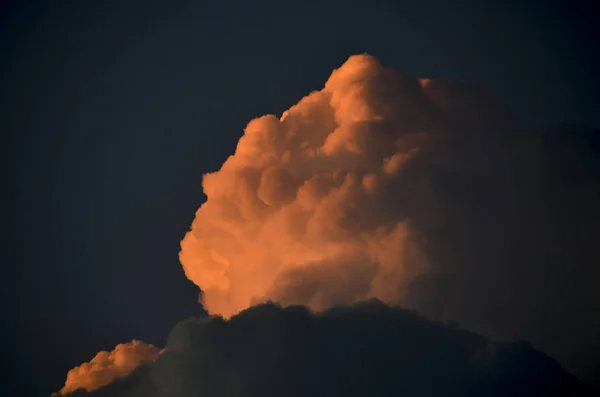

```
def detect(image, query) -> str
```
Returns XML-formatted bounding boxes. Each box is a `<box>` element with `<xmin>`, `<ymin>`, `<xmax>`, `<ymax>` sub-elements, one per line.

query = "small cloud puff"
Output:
<box><xmin>54</xmin><ymin>340</ymin><xmax>160</xmax><ymax>395</ymax></box>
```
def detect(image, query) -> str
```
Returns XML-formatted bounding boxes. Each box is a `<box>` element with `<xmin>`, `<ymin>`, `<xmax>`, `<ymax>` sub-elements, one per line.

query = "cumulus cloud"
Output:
<box><xmin>178</xmin><ymin>54</ymin><xmax>600</xmax><ymax>381</ymax></box>
<box><xmin>53</xmin><ymin>340</ymin><xmax>161</xmax><ymax>395</ymax></box>
<box><xmin>56</xmin><ymin>55</ymin><xmax>600</xmax><ymax>393</ymax></box>
<box><xmin>179</xmin><ymin>54</ymin><xmax>436</xmax><ymax>317</ymax></box>
<box><xmin>58</xmin><ymin>302</ymin><xmax>591</xmax><ymax>397</ymax></box>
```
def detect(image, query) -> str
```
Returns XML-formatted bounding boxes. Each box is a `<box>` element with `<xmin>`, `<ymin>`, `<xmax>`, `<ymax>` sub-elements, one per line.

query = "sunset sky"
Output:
<box><xmin>5</xmin><ymin>0</ymin><xmax>599</xmax><ymax>395</ymax></box>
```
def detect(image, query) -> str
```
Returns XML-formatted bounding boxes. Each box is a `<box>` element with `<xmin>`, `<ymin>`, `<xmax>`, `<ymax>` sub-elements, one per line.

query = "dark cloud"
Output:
<box><xmin>59</xmin><ymin>301</ymin><xmax>593</xmax><ymax>397</ymax></box>
<box><xmin>401</xmin><ymin>122</ymin><xmax>600</xmax><ymax>384</ymax></box>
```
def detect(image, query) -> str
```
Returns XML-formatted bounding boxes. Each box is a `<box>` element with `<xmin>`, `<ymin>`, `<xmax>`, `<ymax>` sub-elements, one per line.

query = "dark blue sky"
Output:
<box><xmin>4</xmin><ymin>0</ymin><xmax>599</xmax><ymax>395</ymax></box>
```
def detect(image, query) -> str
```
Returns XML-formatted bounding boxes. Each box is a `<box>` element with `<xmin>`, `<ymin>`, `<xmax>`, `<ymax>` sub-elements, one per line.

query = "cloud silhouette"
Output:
<box><xmin>58</xmin><ymin>302</ymin><xmax>592</xmax><ymax>397</ymax></box>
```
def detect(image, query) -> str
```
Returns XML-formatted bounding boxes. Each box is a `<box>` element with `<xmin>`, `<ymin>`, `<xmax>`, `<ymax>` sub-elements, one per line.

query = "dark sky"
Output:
<box><xmin>3</xmin><ymin>0</ymin><xmax>599</xmax><ymax>395</ymax></box>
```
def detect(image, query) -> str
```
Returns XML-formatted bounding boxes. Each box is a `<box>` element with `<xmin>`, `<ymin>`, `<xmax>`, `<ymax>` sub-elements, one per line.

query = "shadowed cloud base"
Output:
<box><xmin>59</xmin><ymin>301</ymin><xmax>592</xmax><ymax>397</ymax></box>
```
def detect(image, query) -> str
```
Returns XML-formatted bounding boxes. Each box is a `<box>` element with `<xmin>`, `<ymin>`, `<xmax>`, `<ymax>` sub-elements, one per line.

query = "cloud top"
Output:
<box><xmin>179</xmin><ymin>54</ymin><xmax>436</xmax><ymax>317</ymax></box>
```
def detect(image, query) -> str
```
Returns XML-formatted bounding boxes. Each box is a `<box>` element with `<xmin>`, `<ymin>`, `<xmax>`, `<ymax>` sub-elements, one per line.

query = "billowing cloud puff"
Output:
<box><xmin>57</xmin><ymin>302</ymin><xmax>591</xmax><ymax>397</ymax></box>
<box><xmin>179</xmin><ymin>54</ymin><xmax>600</xmax><ymax>382</ymax></box>
<box><xmin>54</xmin><ymin>340</ymin><xmax>161</xmax><ymax>395</ymax></box>
<box><xmin>179</xmin><ymin>54</ymin><xmax>436</xmax><ymax>316</ymax></box>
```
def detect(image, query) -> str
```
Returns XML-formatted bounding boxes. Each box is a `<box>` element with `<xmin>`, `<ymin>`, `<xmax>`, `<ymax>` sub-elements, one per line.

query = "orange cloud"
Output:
<box><xmin>179</xmin><ymin>54</ymin><xmax>438</xmax><ymax>318</ymax></box>
<box><xmin>54</xmin><ymin>340</ymin><xmax>160</xmax><ymax>395</ymax></box>
<box><xmin>178</xmin><ymin>54</ymin><xmax>600</xmax><ymax>383</ymax></box>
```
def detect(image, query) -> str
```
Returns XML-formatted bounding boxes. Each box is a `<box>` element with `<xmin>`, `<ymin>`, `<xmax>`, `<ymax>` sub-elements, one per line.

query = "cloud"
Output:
<box><xmin>53</xmin><ymin>340</ymin><xmax>161</xmax><ymax>395</ymax></box>
<box><xmin>179</xmin><ymin>54</ymin><xmax>436</xmax><ymax>317</ymax></box>
<box><xmin>178</xmin><ymin>54</ymin><xmax>600</xmax><ymax>381</ymax></box>
<box><xmin>57</xmin><ymin>302</ymin><xmax>592</xmax><ymax>397</ymax></box>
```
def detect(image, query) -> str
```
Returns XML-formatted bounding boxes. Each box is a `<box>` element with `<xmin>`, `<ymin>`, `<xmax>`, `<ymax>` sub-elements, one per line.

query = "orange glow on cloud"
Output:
<box><xmin>55</xmin><ymin>340</ymin><xmax>160</xmax><ymax>395</ymax></box>
<box><xmin>178</xmin><ymin>54</ymin><xmax>439</xmax><ymax>317</ymax></box>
